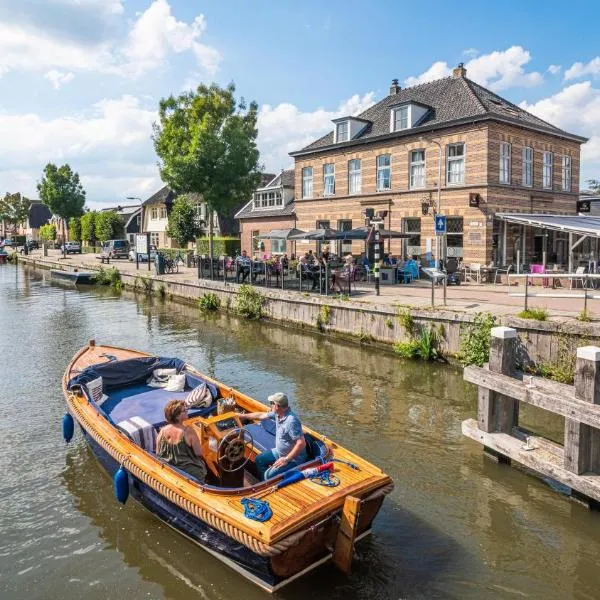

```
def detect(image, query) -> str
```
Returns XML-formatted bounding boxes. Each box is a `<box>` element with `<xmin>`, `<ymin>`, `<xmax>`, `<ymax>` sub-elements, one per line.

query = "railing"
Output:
<box><xmin>507</xmin><ymin>272</ymin><xmax>600</xmax><ymax>312</ymax></box>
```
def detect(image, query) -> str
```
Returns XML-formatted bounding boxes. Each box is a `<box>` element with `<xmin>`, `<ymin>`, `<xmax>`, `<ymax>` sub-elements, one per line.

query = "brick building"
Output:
<box><xmin>289</xmin><ymin>64</ymin><xmax>587</xmax><ymax>266</ymax></box>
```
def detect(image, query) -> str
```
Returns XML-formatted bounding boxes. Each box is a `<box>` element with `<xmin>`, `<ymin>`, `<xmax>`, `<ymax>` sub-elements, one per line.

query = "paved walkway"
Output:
<box><xmin>22</xmin><ymin>249</ymin><xmax>597</xmax><ymax>321</ymax></box>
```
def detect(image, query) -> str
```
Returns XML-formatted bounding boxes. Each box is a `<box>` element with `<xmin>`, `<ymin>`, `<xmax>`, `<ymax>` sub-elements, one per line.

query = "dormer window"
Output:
<box><xmin>389</xmin><ymin>102</ymin><xmax>430</xmax><ymax>132</ymax></box>
<box><xmin>333</xmin><ymin>117</ymin><xmax>370</xmax><ymax>143</ymax></box>
<box><xmin>336</xmin><ymin>122</ymin><xmax>349</xmax><ymax>143</ymax></box>
<box><xmin>393</xmin><ymin>106</ymin><xmax>408</xmax><ymax>131</ymax></box>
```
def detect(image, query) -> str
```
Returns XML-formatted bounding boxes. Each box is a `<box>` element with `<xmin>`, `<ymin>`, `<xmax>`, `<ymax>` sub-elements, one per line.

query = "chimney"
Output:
<box><xmin>453</xmin><ymin>62</ymin><xmax>467</xmax><ymax>78</ymax></box>
<box><xmin>389</xmin><ymin>78</ymin><xmax>401</xmax><ymax>95</ymax></box>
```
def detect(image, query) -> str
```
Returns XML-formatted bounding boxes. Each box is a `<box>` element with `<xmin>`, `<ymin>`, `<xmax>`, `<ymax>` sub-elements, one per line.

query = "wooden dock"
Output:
<box><xmin>462</xmin><ymin>326</ymin><xmax>600</xmax><ymax>508</ymax></box>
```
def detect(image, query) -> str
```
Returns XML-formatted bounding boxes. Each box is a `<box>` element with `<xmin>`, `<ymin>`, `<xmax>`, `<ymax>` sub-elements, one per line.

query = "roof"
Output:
<box><xmin>261</xmin><ymin>169</ymin><xmax>295</xmax><ymax>189</ymax></box>
<box><xmin>292</xmin><ymin>75</ymin><xmax>587</xmax><ymax>156</ymax></box>
<box><xmin>496</xmin><ymin>213</ymin><xmax>600</xmax><ymax>237</ymax></box>
<box><xmin>100</xmin><ymin>204</ymin><xmax>141</xmax><ymax>216</ymax></box>
<box><xmin>235</xmin><ymin>198</ymin><xmax>296</xmax><ymax>220</ymax></box>
<box><xmin>142</xmin><ymin>185</ymin><xmax>176</xmax><ymax>206</ymax></box>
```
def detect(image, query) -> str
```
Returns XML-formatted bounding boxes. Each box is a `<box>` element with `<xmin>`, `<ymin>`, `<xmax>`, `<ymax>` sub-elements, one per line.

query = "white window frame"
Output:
<box><xmin>150</xmin><ymin>232</ymin><xmax>160</xmax><ymax>247</ymax></box>
<box><xmin>543</xmin><ymin>151</ymin><xmax>553</xmax><ymax>189</ymax></box>
<box><xmin>336</xmin><ymin>121</ymin><xmax>349</xmax><ymax>143</ymax></box>
<box><xmin>348</xmin><ymin>159</ymin><xmax>362</xmax><ymax>195</ymax></box>
<box><xmin>323</xmin><ymin>163</ymin><xmax>335</xmax><ymax>196</ymax></box>
<box><xmin>160</xmin><ymin>207</ymin><xmax>167</xmax><ymax>219</ymax></box>
<box><xmin>271</xmin><ymin>239</ymin><xmax>286</xmax><ymax>254</ymax></box>
<box><xmin>392</xmin><ymin>106</ymin><xmax>409</xmax><ymax>131</ymax></box>
<box><xmin>409</xmin><ymin>149</ymin><xmax>425</xmax><ymax>189</ymax></box>
<box><xmin>446</xmin><ymin>143</ymin><xmax>465</xmax><ymax>185</ymax></box>
<box><xmin>376</xmin><ymin>154</ymin><xmax>391</xmax><ymax>191</ymax></box>
<box><xmin>302</xmin><ymin>167</ymin><xmax>313</xmax><ymax>199</ymax></box>
<box><xmin>499</xmin><ymin>142</ymin><xmax>511</xmax><ymax>184</ymax></box>
<box><xmin>151</xmin><ymin>207</ymin><xmax>158</xmax><ymax>220</ymax></box>
<box><xmin>561</xmin><ymin>155</ymin><xmax>571</xmax><ymax>192</ymax></box>
<box><xmin>522</xmin><ymin>147</ymin><xmax>533</xmax><ymax>187</ymax></box>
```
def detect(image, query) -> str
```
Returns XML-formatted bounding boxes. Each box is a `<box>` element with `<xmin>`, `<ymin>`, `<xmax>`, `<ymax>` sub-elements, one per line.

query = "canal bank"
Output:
<box><xmin>17</xmin><ymin>252</ymin><xmax>600</xmax><ymax>368</ymax></box>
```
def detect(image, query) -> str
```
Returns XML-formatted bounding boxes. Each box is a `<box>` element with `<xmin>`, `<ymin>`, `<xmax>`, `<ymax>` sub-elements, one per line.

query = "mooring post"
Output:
<box><xmin>564</xmin><ymin>346</ymin><xmax>600</xmax><ymax>475</ymax></box>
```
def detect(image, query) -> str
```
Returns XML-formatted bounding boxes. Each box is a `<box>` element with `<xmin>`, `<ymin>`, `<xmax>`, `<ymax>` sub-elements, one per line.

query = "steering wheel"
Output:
<box><xmin>217</xmin><ymin>428</ymin><xmax>254</xmax><ymax>473</ymax></box>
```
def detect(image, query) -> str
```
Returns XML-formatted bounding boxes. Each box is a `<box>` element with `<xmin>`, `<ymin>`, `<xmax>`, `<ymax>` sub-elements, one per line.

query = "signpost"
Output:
<box><xmin>435</xmin><ymin>215</ymin><xmax>446</xmax><ymax>235</ymax></box>
<box><xmin>135</xmin><ymin>233</ymin><xmax>151</xmax><ymax>271</ymax></box>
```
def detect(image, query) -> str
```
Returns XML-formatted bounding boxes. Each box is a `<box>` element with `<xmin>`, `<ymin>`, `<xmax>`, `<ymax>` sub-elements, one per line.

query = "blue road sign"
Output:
<box><xmin>435</xmin><ymin>215</ymin><xmax>446</xmax><ymax>235</ymax></box>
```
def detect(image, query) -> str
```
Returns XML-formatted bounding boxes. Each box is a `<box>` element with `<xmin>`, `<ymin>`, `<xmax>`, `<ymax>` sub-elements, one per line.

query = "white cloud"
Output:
<box><xmin>257</xmin><ymin>92</ymin><xmax>376</xmax><ymax>172</ymax></box>
<box><xmin>564</xmin><ymin>57</ymin><xmax>600</xmax><ymax>81</ymax></box>
<box><xmin>463</xmin><ymin>48</ymin><xmax>479</xmax><ymax>59</ymax></box>
<box><xmin>44</xmin><ymin>69</ymin><xmax>75</xmax><ymax>89</ymax></box>
<box><xmin>404</xmin><ymin>46</ymin><xmax>544</xmax><ymax>91</ymax></box>
<box><xmin>548</xmin><ymin>64</ymin><xmax>561</xmax><ymax>75</ymax></box>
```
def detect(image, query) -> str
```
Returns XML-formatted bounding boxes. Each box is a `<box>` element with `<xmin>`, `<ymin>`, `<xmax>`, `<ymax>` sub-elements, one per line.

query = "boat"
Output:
<box><xmin>62</xmin><ymin>341</ymin><xmax>394</xmax><ymax>592</ymax></box>
<box><xmin>51</xmin><ymin>269</ymin><xmax>95</xmax><ymax>284</ymax></box>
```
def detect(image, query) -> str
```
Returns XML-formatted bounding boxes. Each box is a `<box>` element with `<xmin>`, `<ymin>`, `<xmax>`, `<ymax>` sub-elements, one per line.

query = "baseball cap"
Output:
<box><xmin>268</xmin><ymin>392</ymin><xmax>289</xmax><ymax>408</ymax></box>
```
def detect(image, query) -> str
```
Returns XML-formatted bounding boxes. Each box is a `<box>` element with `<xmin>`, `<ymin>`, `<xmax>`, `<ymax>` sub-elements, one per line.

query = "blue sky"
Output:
<box><xmin>1</xmin><ymin>0</ymin><xmax>600</xmax><ymax>207</ymax></box>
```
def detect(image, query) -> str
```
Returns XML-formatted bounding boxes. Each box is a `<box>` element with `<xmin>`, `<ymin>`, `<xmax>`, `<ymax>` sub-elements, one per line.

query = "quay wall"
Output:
<box><xmin>19</xmin><ymin>255</ymin><xmax>600</xmax><ymax>365</ymax></box>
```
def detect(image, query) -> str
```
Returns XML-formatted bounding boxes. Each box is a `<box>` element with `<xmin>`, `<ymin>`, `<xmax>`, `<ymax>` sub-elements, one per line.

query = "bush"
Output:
<box><xmin>459</xmin><ymin>312</ymin><xmax>496</xmax><ymax>366</ymax></box>
<box><xmin>199</xmin><ymin>292</ymin><xmax>221</xmax><ymax>311</ymax></box>
<box><xmin>394</xmin><ymin>325</ymin><xmax>440</xmax><ymax>361</ymax></box>
<box><xmin>235</xmin><ymin>284</ymin><xmax>264</xmax><ymax>319</ymax></box>
<box><xmin>195</xmin><ymin>237</ymin><xmax>241</xmax><ymax>257</ymax></box>
<box><xmin>517</xmin><ymin>308</ymin><xmax>548</xmax><ymax>321</ymax></box>
<box><xmin>92</xmin><ymin>267</ymin><xmax>123</xmax><ymax>290</ymax></box>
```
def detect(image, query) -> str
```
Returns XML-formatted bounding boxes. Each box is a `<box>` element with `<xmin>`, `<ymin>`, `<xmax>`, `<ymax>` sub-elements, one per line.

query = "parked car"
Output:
<box><xmin>0</xmin><ymin>239</ymin><xmax>14</xmax><ymax>247</ymax></box>
<box><xmin>18</xmin><ymin>240</ymin><xmax>39</xmax><ymax>253</ymax></box>
<box><xmin>128</xmin><ymin>244</ymin><xmax>157</xmax><ymax>262</ymax></box>
<box><xmin>61</xmin><ymin>241</ymin><xmax>82</xmax><ymax>254</ymax></box>
<box><xmin>101</xmin><ymin>239</ymin><xmax>130</xmax><ymax>260</ymax></box>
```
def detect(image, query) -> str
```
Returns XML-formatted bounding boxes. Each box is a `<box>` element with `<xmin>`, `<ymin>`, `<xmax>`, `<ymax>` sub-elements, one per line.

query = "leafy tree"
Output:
<box><xmin>95</xmin><ymin>210</ymin><xmax>124</xmax><ymax>242</ymax></box>
<box><xmin>39</xmin><ymin>223</ymin><xmax>57</xmax><ymax>242</ymax></box>
<box><xmin>588</xmin><ymin>179</ymin><xmax>600</xmax><ymax>194</ymax></box>
<box><xmin>166</xmin><ymin>194</ymin><xmax>201</xmax><ymax>247</ymax></box>
<box><xmin>68</xmin><ymin>216</ymin><xmax>81</xmax><ymax>242</ymax></box>
<box><xmin>0</xmin><ymin>192</ymin><xmax>31</xmax><ymax>232</ymax></box>
<box><xmin>37</xmin><ymin>163</ymin><xmax>86</xmax><ymax>256</ymax></box>
<box><xmin>81</xmin><ymin>211</ymin><xmax>97</xmax><ymax>246</ymax></box>
<box><xmin>153</xmin><ymin>83</ymin><xmax>261</xmax><ymax>264</ymax></box>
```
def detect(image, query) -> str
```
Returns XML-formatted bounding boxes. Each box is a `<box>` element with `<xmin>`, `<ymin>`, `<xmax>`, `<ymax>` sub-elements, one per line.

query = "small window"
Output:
<box><xmin>151</xmin><ymin>207</ymin><xmax>158</xmax><ymax>220</ymax></box>
<box><xmin>150</xmin><ymin>232</ymin><xmax>160</xmax><ymax>247</ymax></box>
<box><xmin>272</xmin><ymin>239</ymin><xmax>286</xmax><ymax>254</ymax></box>
<box><xmin>543</xmin><ymin>152</ymin><xmax>553</xmax><ymax>189</ymax></box>
<box><xmin>323</xmin><ymin>163</ymin><xmax>335</xmax><ymax>196</ymax></box>
<box><xmin>393</xmin><ymin>106</ymin><xmax>409</xmax><ymax>131</ymax></box>
<box><xmin>348</xmin><ymin>159</ymin><xmax>362</xmax><ymax>194</ymax></box>
<box><xmin>302</xmin><ymin>167</ymin><xmax>313</xmax><ymax>199</ymax></box>
<box><xmin>403</xmin><ymin>218</ymin><xmax>421</xmax><ymax>259</ymax></box>
<box><xmin>160</xmin><ymin>207</ymin><xmax>167</xmax><ymax>219</ymax></box>
<box><xmin>275</xmin><ymin>193</ymin><xmax>283</xmax><ymax>206</ymax></box>
<box><xmin>410</xmin><ymin>150</ymin><xmax>425</xmax><ymax>189</ymax></box>
<box><xmin>376</xmin><ymin>154</ymin><xmax>391</xmax><ymax>191</ymax></box>
<box><xmin>447</xmin><ymin>143</ymin><xmax>465</xmax><ymax>185</ymax></box>
<box><xmin>562</xmin><ymin>155</ymin><xmax>571</xmax><ymax>192</ymax></box>
<box><xmin>336</xmin><ymin>122</ymin><xmax>349</xmax><ymax>142</ymax></box>
<box><xmin>268</xmin><ymin>192</ymin><xmax>275</xmax><ymax>207</ymax></box>
<box><xmin>252</xmin><ymin>230</ymin><xmax>260</xmax><ymax>251</ymax></box>
<box><xmin>499</xmin><ymin>142</ymin><xmax>511</xmax><ymax>184</ymax></box>
<box><xmin>522</xmin><ymin>147</ymin><xmax>533</xmax><ymax>187</ymax></box>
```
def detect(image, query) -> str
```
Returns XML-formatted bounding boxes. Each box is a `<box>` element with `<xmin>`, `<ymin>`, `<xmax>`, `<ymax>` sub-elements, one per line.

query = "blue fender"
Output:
<box><xmin>113</xmin><ymin>466</ymin><xmax>129</xmax><ymax>504</ymax></box>
<box><xmin>62</xmin><ymin>413</ymin><xmax>74</xmax><ymax>443</ymax></box>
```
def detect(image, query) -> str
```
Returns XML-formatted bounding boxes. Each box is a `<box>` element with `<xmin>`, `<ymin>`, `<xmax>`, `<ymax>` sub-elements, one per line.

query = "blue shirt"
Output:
<box><xmin>267</xmin><ymin>409</ymin><xmax>307</xmax><ymax>462</ymax></box>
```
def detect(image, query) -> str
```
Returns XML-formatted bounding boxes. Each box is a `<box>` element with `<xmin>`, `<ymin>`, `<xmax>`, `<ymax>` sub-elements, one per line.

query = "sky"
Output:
<box><xmin>1</xmin><ymin>0</ymin><xmax>600</xmax><ymax>208</ymax></box>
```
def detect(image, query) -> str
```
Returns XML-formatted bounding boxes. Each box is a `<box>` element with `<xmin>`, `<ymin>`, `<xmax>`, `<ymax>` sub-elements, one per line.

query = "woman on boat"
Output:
<box><xmin>156</xmin><ymin>400</ymin><xmax>207</xmax><ymax>482</ymax></box>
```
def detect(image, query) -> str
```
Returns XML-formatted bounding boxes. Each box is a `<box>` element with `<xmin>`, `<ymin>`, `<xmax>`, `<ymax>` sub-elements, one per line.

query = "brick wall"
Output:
<box><xmin>239</xmin><ymin>215</ymin><xmax>296</xmax><ymax>257</ymax></box>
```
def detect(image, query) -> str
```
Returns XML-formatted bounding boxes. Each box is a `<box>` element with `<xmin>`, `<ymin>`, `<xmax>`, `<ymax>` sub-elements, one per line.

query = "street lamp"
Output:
<box><xmin>419</xmin><ymin>136</ymin><xmax>443</xmax><ymax>265</ymax></box>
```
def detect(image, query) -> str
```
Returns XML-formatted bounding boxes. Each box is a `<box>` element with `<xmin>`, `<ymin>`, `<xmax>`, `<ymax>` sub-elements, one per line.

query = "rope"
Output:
<box><xmin>331</xmin><ymin>458</ymin><xmax>360</xmax><ymax>470</ymax></box>
<box><xmin>241</xmin><ymin>498</ymin><xmax>272</xmax><ymax>522</ymax></box>
<box><xmin>309</xmin><ymin>471</ymin><xmax>340</xmax><ymax>487</ymax></box>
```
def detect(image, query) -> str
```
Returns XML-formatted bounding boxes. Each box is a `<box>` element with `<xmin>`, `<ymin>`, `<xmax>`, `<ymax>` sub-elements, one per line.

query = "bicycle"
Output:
<box><xmin>160</xmin><ymin>253</ymin><xmax>179</xmax><ymax>274</ymax></box>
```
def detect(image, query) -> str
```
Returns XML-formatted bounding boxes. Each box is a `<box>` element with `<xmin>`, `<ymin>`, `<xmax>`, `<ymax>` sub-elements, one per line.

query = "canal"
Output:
<box><xmin>1</xmin><ymin>263</ymin><xmax>599</xmax><ymax>600</ymax></box>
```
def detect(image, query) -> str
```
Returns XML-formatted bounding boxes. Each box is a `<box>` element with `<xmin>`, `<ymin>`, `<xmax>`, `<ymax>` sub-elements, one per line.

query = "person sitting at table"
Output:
<box><xmin>322</xmin><ymin>244</ymin><xmax>331</xmax><ymax>263</ymax></box>
<box><xmin>383</xmin><ymin>253</ymin><xmax>392</xmax><ymax>266</ymax></box>
<box><xmin>299</xmin><ymin>258</ymin><xmax>318</xmax><ymax>290</ymax></box>
<box><xmin>331</xmin><ymin>254</ymin><xmax>354</xmax><ymax>293</ymax></box>
<box><xmin>235</xmin><ymin>250</ymin><xmax>251</xmax><ymax>283</ymax></box>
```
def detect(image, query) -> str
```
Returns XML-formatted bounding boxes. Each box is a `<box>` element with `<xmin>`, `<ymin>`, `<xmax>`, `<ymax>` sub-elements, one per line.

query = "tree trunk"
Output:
<box><xmin>208</xmin><ymin>208</ymin><xmax>214</xmax><ymax>279</ymax></box>
<box><xmin>63</xmin><ymin>218</ymin><xmax>67</xmax><ymax>259</ymax></box>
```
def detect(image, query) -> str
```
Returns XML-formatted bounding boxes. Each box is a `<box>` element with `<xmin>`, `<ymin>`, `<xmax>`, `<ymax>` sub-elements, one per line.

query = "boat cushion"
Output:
<box><xmin>244</xmin><ymin>419</ymin><xmax>276</xmax><ymax>453</ymax></box>
<box><xmin>85</xmin><ymin>376</ymin><xmax>108</xmax><ymax>406</ymax></box>
<box><xmin>117</xmin><ymin>416</ymin><xmax>157</xmax><ymax>451</ymax></box>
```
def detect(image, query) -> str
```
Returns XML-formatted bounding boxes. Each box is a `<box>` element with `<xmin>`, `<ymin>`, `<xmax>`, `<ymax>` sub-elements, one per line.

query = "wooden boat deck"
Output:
<box><xmin>63</xmin><ymin>343</ymin><xmax>393</xmax><ymax>547</ymax></box>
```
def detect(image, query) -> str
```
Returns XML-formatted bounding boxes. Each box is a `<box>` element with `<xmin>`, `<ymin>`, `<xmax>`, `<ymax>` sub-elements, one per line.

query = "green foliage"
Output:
<box><xmin>397</xmin><ymin>309</ymin><xmax>415</xmax><ymax>335</ymax></box>
<box><xmin>393</xmin><ymin>339</ymin><xmax>421</xmax><ymax>358</ymax></box>
<box><xmin>358</xmin><ymin>330</ymin><xmax>375</xmax><ymax>343</ymax></box>
<box><xmin>39</xmin><ymin>223</ymin><xmax>57</xmax><ymax>241</ymax></box>
<box><xmin>235</xmin><ymin>284</ymin><xmax>264</xmax><ymax>319</ymax></box>
<box><xmin>95</xmin><ymin>210</ymin><xmax>124</xmax><ymax>242</ymax></box>
<box><xmin>534</xmin><ymin>362</ymin><xmax>574</xmax><ymax>384</ymax></box>
<box><xmin>92</xmin><ymin>267</ymin><xmax>122</xmax><ymax>290</ymax></box>
<box><xmin>530</xmin><ymin>333</ymin><xmax>577</xmax><ymax>384</ymax></box>
<box><xmin>68</xmin><ymin>216</ymin><xmax>81</xmax><ymax>242</ymax></box>
<box><xmin>459</xmin><ymin>312</ymin><xmax>496</xmax><ymax>366</ymax></box>
<box><xmin>6</xmin><ymin>251</ymin><xmax>17</xmax><ymax>263</ymax></box>
<box><xmin>577</xmin><ymin>309</ymin><xmax>592</xmax><ymax>322</ymax></box>
<box><xmin>167</xmin><ymin>194</ymin><xmax>202</xmax><ymax>248</ymax></box>
<box><xmin>37</xmin><ymin>163</ymin><xmax>85</xmax><ymax>220</ymax></box>
<box><xmin>316</xmin><ymin>304</ymin><xmax>331</xmax><ymax>330</ymax></box>
<box><xmin>517</xmin><ymin>308</ymin><xmax>548</xmax><ymax>321</ymax></box>
<box><xmin>134</xmin><ymin>275</ymin><xmax>153</xmax><ymax>292</ymax></box>
<box><xmin>195</xmin><ymin>237</ymin><xmax>241</xmax><ymax>258</ymax></box>
<box><xmin>394</xmin><ymin>326</ymin><xmax>440</xmax><ymax>361</ymax></box>
<box><xmin>199</xmin><ymin>292</ymin><xmax>221</xmax><ymax>311</ymax></box>
<box><xmin>80</xmin><ymin>211</ymin><xmax>97</xmax><ymax>245</ymax></box>
<box><xmin>0</xmin><ymin>192</ymin><xmax>31</xmax><ymax>228</ymax></box>
<box><xmin>385</xmin><ymin>318</ymin><xmax>394</xmax><ymax>329</ymax></box>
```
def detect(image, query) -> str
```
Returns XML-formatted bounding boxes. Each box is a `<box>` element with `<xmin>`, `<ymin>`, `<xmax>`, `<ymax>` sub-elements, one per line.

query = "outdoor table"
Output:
<box><xmin>379</xmin><ymin>266</ymin><xmax>396</xmax><ymax>285</ymax></box>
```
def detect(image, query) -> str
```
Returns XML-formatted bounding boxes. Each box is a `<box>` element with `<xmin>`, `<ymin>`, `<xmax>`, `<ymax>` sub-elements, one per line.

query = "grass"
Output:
<box><xmin>517</xmin><ymin>307</ymin><xmax>548</xmax><ymax>321</ymax></box>
<box><xmin>92</xmin><ymin>267</ymin><xmax>123</xmax><ymax>290</ymax></box>
<box><xmin>394</xmin><ymin>325</ymin><xmax>441</xmax><ymax>361</ymax></box>
<box><xmin>577</xmin><ymin>309</ymin><xmax>592</xmax><ymax>322</ymax></box>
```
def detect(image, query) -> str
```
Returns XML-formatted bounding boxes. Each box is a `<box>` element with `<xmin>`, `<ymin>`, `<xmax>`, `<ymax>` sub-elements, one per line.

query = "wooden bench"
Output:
<box><xmin>97</xmin><ymin>255</ymin><xmax>110</xmax><ymax>264</ymax></box>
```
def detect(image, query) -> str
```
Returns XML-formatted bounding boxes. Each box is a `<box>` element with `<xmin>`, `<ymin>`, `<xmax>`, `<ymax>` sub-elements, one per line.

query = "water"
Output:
<box><xmin>1</xmin><ymin>264</ymin><xmax>599</xmax><ymax>600</ymax></box>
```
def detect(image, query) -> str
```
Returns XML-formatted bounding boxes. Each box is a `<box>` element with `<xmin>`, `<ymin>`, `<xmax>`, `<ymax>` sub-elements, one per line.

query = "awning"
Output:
<box><xmin>288</xmin><ymin>228</ymin><xmax>341</xmax><ymax>240</ymax></box>
<box><xmin>337</xmin><ymin>226</ymin><xmax>411</xmax><ymax>240</ymax></box>
<box><xmin>496</xmin><ymin>213</ymin><xmax>600</xmax><ymax>238</ymax></box>
<box><xmin>256</xmin><ymin>228</ymin><xmax>306</xmax><ymax>240</ymax></box>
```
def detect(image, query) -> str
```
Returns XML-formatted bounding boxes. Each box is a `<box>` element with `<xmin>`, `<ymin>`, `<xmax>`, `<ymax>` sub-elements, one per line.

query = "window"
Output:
<box><xmin>499</xmin><ymin>142</ymin><xmax>511</xmax><ymax>184</ymax></box>
<box><xmin>376</xmin><ymin>154</ymin><xmax>391</xmax><ymax>191</ymax></box>
<box><xmin>336</xmin><ymin>121</ymin><xmax>349</xmax><ymax>142</ymax></box>
<box><xmin>410</xmin><ymin>150</ymin><xmax>425</xmax><ymax>189</ymax></box>
<box><xmin>151</xmin><ymin>207</ymin><xmax>158</xmax><ymax>220</ymax></box>
<box><xmin>268</xmin><ymin>192</ymin><xmax>275</xmax><ymax>207</ymax></box>
<box><xmin>402</xmin><ymin>218</ymin><xmax>421</xmax><ymax>259</ymax></box>
<box><xmin>348</xmin><ymin>159</ymin><xmax>362</xmax><ymax>194</ymax></box>
<box><xmin>150</xmin><ymin>232</ymin><xmax>160</xmax><ymax>247</ymax></box>
<box><xmin>447</xmin><ymin>143</ymin><xmax>465</xmax><ymax>185</ymax></box>
<box><xmin>562</xmin><ymin>155</ymin><xmax>571</xmax><ymax>192</ymax></box>
<box><xmin>522</xmin><ymin>147</ymin><xmax>533</xmax><ymax>187</ymax></box>
<box><xmin>337</xmin><ymin>219</ymin><xmax>352</xmax><ymax>257</ymax></box>
<box><xmin>252</xmin><ymin>230</ymin><xmax>260</xmax><ymax>251</ymax></box>
<box><xmin>160</xmin><ymin>207</ymin><xmax>167</xmax><ymax>219</ymax></box>
<box><xmin>271</xmin><ymin>239</ymin><xmax>286</xmax><ymax>254</ymax></box>
<box><xmin>543</xmin><ymin>152</ymin><xmax>553</xmax><ymax>189</ymax></box>
<box><xmin>393</xmin><ymin>106</ymin><xmax>409</xmax><ymax>131</ymax></box>
<box><xmin>136</xmin><ymin>215</ymin><xmax>141</xmax><ymax>226</ymax></box>
<box><xmin>446</xmin><ymin>217</ymin><xmax>464</xmax><ymax>258</ymax></box>
<box><xmin>302</xmin><ymin>167</ymin><xmax>313</xmax><ymax>199</ymax></box>
<box><xmin>323</xmin><ymin>164</ymin><xmax>335</xmax><ymax>196</ymax></box>
<box><xmin>316</xmin><ymin>220</ymin><xmax>330</xmax><ymax>254</ymax></box>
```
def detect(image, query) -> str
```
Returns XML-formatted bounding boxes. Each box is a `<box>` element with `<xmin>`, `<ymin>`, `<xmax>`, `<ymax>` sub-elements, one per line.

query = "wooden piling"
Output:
<box><xmin>332</xmin><ymin>495</ymin><xmax>361</xmax><ymax>574</ymax></box>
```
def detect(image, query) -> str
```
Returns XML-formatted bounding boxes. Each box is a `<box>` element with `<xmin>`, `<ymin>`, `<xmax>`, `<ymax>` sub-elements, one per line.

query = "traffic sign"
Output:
<box><xmin>435</xmin><ymin>215</ymin><xmax>446</xmax><ymax>235</ymax></box>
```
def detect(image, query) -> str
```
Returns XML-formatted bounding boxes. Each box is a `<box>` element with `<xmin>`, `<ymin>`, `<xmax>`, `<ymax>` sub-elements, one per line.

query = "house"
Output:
<box><xmin>289</xmin><ymin>63</ymin><xmax>587</xmax><ymax>266</ymax></box>
<box><xmin>100</xmin><ymin>204</ymin><xmax>141</xmax><ymax>246</ymax></box>
<box><xmin>235</xmin><ymin>170</ymin><xmax>295</xmax><ymax>255</ymax></box>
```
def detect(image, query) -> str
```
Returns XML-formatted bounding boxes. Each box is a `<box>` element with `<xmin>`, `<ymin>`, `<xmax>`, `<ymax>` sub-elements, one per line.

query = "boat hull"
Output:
<box><xmin>51</xmin><ymin>269</ymin><xmax>94</xmax><ymax>284</ymax></box>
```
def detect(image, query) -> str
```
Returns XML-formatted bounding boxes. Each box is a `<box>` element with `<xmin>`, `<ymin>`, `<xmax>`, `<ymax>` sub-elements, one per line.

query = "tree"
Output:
<box><xmin>39</xmin><ymin>223</ymin><xmax>57</xmax><ymax>242</ymax></box>
<box><xmin>68</xmin><ymin>216</ymin><xmax>81</xmax><ymax>242</ymax></box>
<box><xmin>81</xmin><ymin>211</ymin><xmax>97</xmax><ymax>247</ymax></box>
<box><xmin>588</xmin><ymin>179</ymin><xmax>600</xmax><ymax>194</ymax></box>
<box><xmin>0</xmin><ymin>192</ymin><xmax>31</xmax><ymax>233</ymax></box>
<box><xmin>166</xmin><ymin>194</ymin><xmax>201</xmax><ymax>247</ymax></box>
<box><xmin>37</xmin><ymin>163</ymin><xmax>86</xmax><ymax>256</ymax></box>
<box><xmin>95</xmin><ymin>210</ymin><xmax>124</xmax><ymax>242</ymax></box>
<box><xmin>153</xmin><ymin>83</ymin><xmax>261</xmax><ymax>268</ymax></box>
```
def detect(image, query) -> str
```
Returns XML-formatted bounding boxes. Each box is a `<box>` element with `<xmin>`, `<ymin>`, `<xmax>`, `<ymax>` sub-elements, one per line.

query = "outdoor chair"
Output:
<box><xmin>493</xmin><ymin>264</ymin><xmax>513</xmax><ymax>284</ymax></box>
<box><xmin>571</xmin><ymin>266</ymin><xmax>588</xmax><ymax>289</ymax></box>
<box><xmin>405</xmin><ymin>260</ymin><xmax>419</xmax><ymax>281</ymax></box>
<box><xmin>464</xmin><ymin>263</ymin><xmax>482</xmax><ymax>284</ymax></box>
